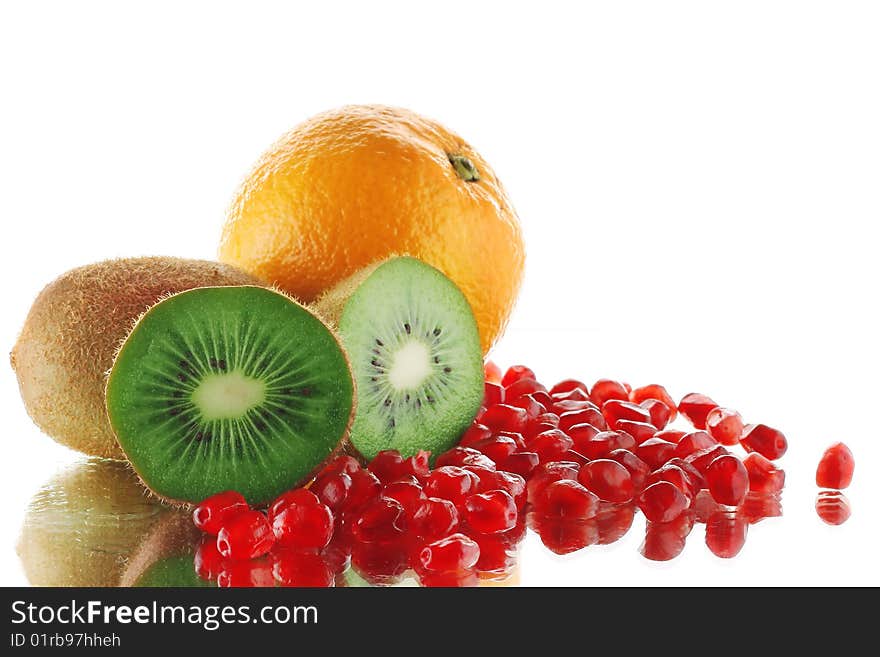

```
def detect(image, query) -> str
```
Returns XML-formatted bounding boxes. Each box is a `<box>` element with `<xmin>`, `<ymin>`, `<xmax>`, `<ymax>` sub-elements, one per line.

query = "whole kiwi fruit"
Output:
<box><xmin>10</xmin><ymin>257</ymin><xmax>262</xmax><ymax>459</ymax></box>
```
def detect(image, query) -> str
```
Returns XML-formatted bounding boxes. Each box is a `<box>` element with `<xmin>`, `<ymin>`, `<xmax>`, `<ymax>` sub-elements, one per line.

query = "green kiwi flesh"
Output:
<box><xmin>332</xmin><ymin>257</ymin><xmax>483</xmax><ymax>460</ymax></box>
<box><xmin>106</xmin><ymin>286</ymin><xmax>355</xmax><ymax>506</ymax></box>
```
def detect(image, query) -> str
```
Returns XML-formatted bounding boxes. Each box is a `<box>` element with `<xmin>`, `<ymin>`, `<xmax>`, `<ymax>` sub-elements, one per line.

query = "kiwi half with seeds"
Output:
<box><xmin>316</xmin><ymin>256</ymin><xmax>483</xmax><ymax>461</ymax></box>
<box><xmin>106</xmin><ymin>286</ymin><xmax>355</xmax><ymax>506</ymax></box>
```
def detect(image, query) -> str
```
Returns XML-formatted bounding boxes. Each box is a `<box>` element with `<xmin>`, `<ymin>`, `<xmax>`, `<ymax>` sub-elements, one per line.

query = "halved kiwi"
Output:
<box><xmin>315</xmin><ymin>256</ymin><xmax>483</xmax><ymax>460</ymax></box>
<box><xmin>106</xmin><ymin>286</ymin><xmax>355</xmax><ymax>506</ymax></box>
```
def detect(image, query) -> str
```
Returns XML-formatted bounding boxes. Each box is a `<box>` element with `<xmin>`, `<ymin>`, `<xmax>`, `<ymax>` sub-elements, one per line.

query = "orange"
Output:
<box><xmin>219</xmin><ymin>105</ymin><xmax>524</xmax><ymax>354</ymax></box>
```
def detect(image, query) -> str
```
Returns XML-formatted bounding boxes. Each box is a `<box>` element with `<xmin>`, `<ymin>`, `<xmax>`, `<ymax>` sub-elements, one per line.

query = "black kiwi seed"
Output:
<box><xmin>384</xmin><ymin>398</ymin><xmax>392</xmax><ymax>407</ymax></box>
<box><xmin>218</xmin><ymin>359</ymin><xmax>227</xmax><ymax>370</ymax></box>
<box><xmin>444</xmin><ymin>367</ymin><xmax>452</xmax><ymax>373</ymax></box>
<box><xmin>434</xmin><ymin>356</ymin><xmax>440</xmax><ymax>363</ymax></box>
<box><xmin>433</xmin><ymin>327</ymin><xmax>441</xmax><ymax>336</ymax></box>
<box><xmin>404</xmin><ymin>323</ymin><xmax>411</xmax><ymax>334</ymax></box>
<box><xmin>177</xmin><ymin>373</ymin><xmax>187</xmax><ymax>382</ymax></box>
<box><xmin>426</xmin><ymin>395</ymin><xmax>434</xmax><ymax>403</ymax></box>
<box><xmin>209</xmin><ymin>357</ymin><xmax>218</xmax><ymax>367</ymax></box>
<box><xmin>299</xmin><ymin>387</ymin><xmax>313</xmax><ymax>397</ymax></box>
<box><xmin>376</xmin><ymin>339</ymin><xmax>384</xmax><ymax>346</ymax></box>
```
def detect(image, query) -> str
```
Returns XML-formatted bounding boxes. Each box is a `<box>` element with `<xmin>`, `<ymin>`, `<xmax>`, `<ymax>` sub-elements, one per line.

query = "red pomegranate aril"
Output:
<box><xmin>470</xmin><ymin>532</ymin><xmax>517</xmax><ymax>574</ymax></box>
<box><xmin>640</xmin><ymin>517</ymin><xmax>691</xmax><ymax>562</ymax></box>
<box><xmin>638</xmin><ymin>481</ymin><xmax>690</xmax><ymax>523</ymax></box>
<box><xmin>559</xmin><ymin>408</ymin><xmax>606</xmax><ymax>432</ymax></box>
<box><xmin>527</xmin><ymin>461</ymin><xmax>581</xmax><ymax>504</ymax></box>
<box><xmin>640</xmin><ymin>399</ymin><xmax>672</xmax><ymax>430</ymax></box>
<box><xmin>193</xmin><ymin>490</ymin><xmax>249</xmax><ymax>535</ymax></box>
<box><xmin>406</xmin><ymin>451</ymin><xmax>431</xmax><ymax>479</ymax></box>
<box><xmin>629</xmin><ymin>384</ymin><xmax>678</xmax><ymax>421</ymax></box>
<box><xmin>435</xmin><ymin>446</ymin><xmax>496</xmax><ymax>470</ymax></box>
<box><xmin>602</xmin><ymin>400</ymin><xmax>652</xmax><ymax>427</ymax></box>
<box><xmin>194</xmin><ymin>537</ymin><xmax>226</xmax><ymax>581</ymax></box>
<box><xmin>508</xmin><ymin>394</ymin><xmax>547</xmax><ymax>421</ymax></box>
<box><xmin>613</xmin><ymin>420</ymin><xmax>657</xmax><ymax>445</ymax></box>
<box><xmin>527</xmin><ymin>429</ymin><xmax>574</xmax><ymax>463</ymax></box>
<box><xmin>815</xmin><ymin>491</ymin><xmax>851</xmax><ymax>525</ymax></box>
<box><xmin>381</xmin><ymin>477</ymin><xmax>426</xmax><ymax>511</ymax></box>
<box><xmin>608</xmin><ymin>449</ymin><xmax>651</xmax><ymax>493</ymax></box>
<box><xmin>470</xmin><ymin>433</ymin><xmax>519</xmax><ymax>463</ymax></box>
<box><xmin>636</xmin><ymin>438</ymin><xmax>678</xmax><ymax>470</ymax></box>
<box><xmin>737</xmin><ymin>491</ymin><xmax>782</xmax><ymax>524</ymax></box>
<box><xmin>595</xmin><ymin>502</ymin><xmax>637</xmax><ymax>544</ymax></box>
<box><xmin>484</xmin><ymin>360</ymin><xmax>503</xmax><ymax>384</ymax></box>
<box><xmin>705</xmin><ymin>407</ymin><xmax>744</xmax><ymax>446</ymax></box>
<box><xmin>489</xmin><ymin>470</ymin><xmax>528</xmax><ymax>509</ymax></box>
<box><xmin>646</xmin><ymin>463</ymin><xmax>697</xmax><ymax>500</ymax></box>
<box><xmin>501</xmin><ymin>365</ymin><xmax>536</xmax><ymax>388</ymax></box>
<box><xmin>534</xmin><ymin>479</ymin><xmax>600</xmax><ymax>520</ymax></box>
<box><xmin>350</xmin><ymin>540</ymin><xmax>410</xmax><ymax>585</ymax></box>
<box><xmin>705</xmin><ymin>510</ymin><xmax>748</xmax><ymax>558</ymax></box>
<box><xmin>267</xmin><ymin>488</ymin><xmax>321</xmax><ymax>522</ymax></box>
<box><xmin>673</xmin><ymin>430</ymin><xmax>718</xmax><ymax>459</ymax></box>
<box><xmin>272</xmin><ymin>499</ymin><xmax>334</xmax><ymax>550</ymax></box>
<box><xmin>319</xmin><ymin>454</ymin><xmax>361</xmax><ymax>478</ymax></box>
<box><xmin>464</xmin><ymin>489</ymin><xmax>518</xmax><ymax>533</ymax></box>
<box><xmin>418</xmin><ymin>532</ymin><xmax>481</xmax><ymax>572</ymax></box>
<box><xmin>740</xmin><ymin>424</ymin><xmax>788</xmax><ymax>460</ymax></box>
<box><xmin>693</xmin><ymin>489</ymin><xmax>723</xmax><ymax>523</ymax></box>
<box><xmin>664</xmin><ymin>457</ymin><xmax>706</xmax><ymax>492</ymax></box>
<box><xmin>345</xmin><ymin>468</ymin><xmax>382</xmax><ymax>511</ymax></box>
<box><xmin>424</xmin><ymin>466</ymin><xmax>478</xmax><ymax>504</ymax></box>
<box><xmin>532</xmin><ymin>516</ymin><xmax>599</xmax><ymax>554</ymax></box>
<box><xmin>310</xmin><ymin>472</ymin><xmax>352</xmax><ymax>513</ymax></box>
<box><xmin>678</xmin><ymin>392</ymin><xmax>719</xmax><ymax>429</ymax></box>
<box><xmin>653</xmin><ymin>428</ymin><xmax>687</xmax><ymax>444</ymax></box>
<box><xmin>561</xmin><ymin>449</ymin><xmax>589</xmax><ymax>466</ymax></box>
<box><xmin>498</xmin><ymin>451</ymin><xmax>540</xmax><ymax>478</ymax></box>
<box><xmin>524</xmin><ymin>414</ymin><xmax>560</xmax><ymax>441</ymax></box>
<box><xmin>368</xmin><ymin>450</ymin><xmax>410</xmax><ymax>484</ymax></box>
<box><xmin>685</xmin><ymin>444</ymin><xmax>730</xmax><ymax>474</ymax></box>
<box><xmin>816</xmin><ymin>442</ymin><xmax>855</xmax><ymax>489</ymax></box>
<box><xmin>705</xmin><ymin>455</ymin><xmax>749</xmax><ymax>506</ymax></box>
<box><xmin>353</xmin><ymin>497</ymin><xmax>407</xmax><ymax>543</ymax></box>
<box><xmin>408</xmin><ymin>496</ymin><xmax>459</xmax><ymax>539</ymax></box>
<box><xmin>504</xmin><ymin>377</ymin><xmax>547</xmax><ymax>400</ymax></box>
<box><xmin>566</xmin><ymin>422</ymin><xmax>600</xmax><ymax>451</ymax></box>
<box><xmin>550</xmin><ymin>378</ymin><xmax>589</xmax><ymax>396</ymax></box>
<box><xmin>551</xmin><ymin>387</ymin><xmax>591</xmax><ymax>403</ymax></box>
<box><xmin>481</xmin><ymin>404</ymin><xmax>528</xmax><ymax>433</ymax></box>
<box><xmin>217</xmin><ymin>510</ymin><xmax>275</xmax><ymax>560</ymax></box>
<box><xmin>216</xmin><ymin>558</ymin><xmax>275</xmax><ymax>588</ymax></box>
<box><xmin>484</xmin><ymin>381</ymin><xmax>504</xmax><ymax>407</ymax></box>
<box><xmin>578</xmin><ymin>459</ymin><xmax>635</xmax><ymax>503</ymax></box>
<box><xmin>579</xmin><ymin>430</ymin><xmax>636</xmax><ymax>460</ymax></box>
<box><xmin>743</xmin><ymin>452</ymin><xmax>785</xmax><ymax>494</ymax></box>
<box><xmin>273</xmin><ymin>550</ymin><xmax>334</xmax><ymax>587</ymax></box>
<box><xmin>590</xmin><ymin>379</ymin><xmax>630</xmax><ymax>407</ymax></box>
<box><xmin>462</xmin><ymin>464</ymin><xmax>498</xmax><ymax>492</ymax></box>
<box><xmin>551</xmin><ymin>399</ymin><xmax>596</xmax><ymax>415</ymax></box>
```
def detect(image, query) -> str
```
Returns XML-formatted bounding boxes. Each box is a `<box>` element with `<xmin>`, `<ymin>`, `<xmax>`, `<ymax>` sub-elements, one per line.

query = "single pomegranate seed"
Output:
<box><xmin>310</xmin><ymin>472</ymin><xmax>352</xmax><ymax>513</ymax></box>
<box><xmin>193</xmin><ymin>490</ymin><xmax>249</xmax><ymax>535</ymax></box>
<box><xmin>673</xmin><ymin>430</ymin><xmax>718</xmax><ymax>458</ymax></box>
<box><xmin>484</xmin><ymin>360</ymin><xmax>503</xmax><ymax>384</ymax></box>
<box><xmin>353</xmin><ymin>497</ymin><xmax>407</xmax><ymax>543</ymax></box>
<box><xmin>705</xmin><ymin>510</ymin><xmax>748</xmax><ymax>558</ymax></box>
<box><xmin>435</xmin><ymin>446</ymin><xmax>496</xmax><ymax>470</ymax></box>
<box><xmin>534</xmin><ymin>480</ymin><xmax>600</xmax><ymax>520</ymax></box>
<box><xmin>578</xmin><ymin>459</ymin><xmax>634</xmax><ymax>503</ymax></box>
<box><xmin>194</xmin><ymin>537</ymin><xmax>226</xmax><ymax>581</ymax></box>
<box><xmin>273</xmin><ymin>550</ymin><xmax>335</xmax><ymax>587</ymax></box>
<box><xmin>678</xmin><ymin>392</ymin><xmax>719</xmax><ymax>429</ymax></box>
<box><xmin>350</xmin><ymin>541</ymin><xmax>409</xmax><ymax>585</ymax></box>
<box><xmin>566</xmin><ymin>422</ymin><xmax>600</xmax><ymax>452</ymax></box>
<box><xmin>640</xmin><ymin>399</ymin><xmax>672</xmax><ymax>430</ymax></box>
<box><xmin>344</xmin><ymin>468</ymin><xmax>382</xmax><ymax>511</ymax></box>
<box><xmin>646</xmin><ymin>463</ymin><xmax>697</xmax><ymax>500</ymax></box>
<box><xmin>608</xmin><ymin>449</ymin><xmax>651</xmax><ymax>493</ymax></box>
<box><xmin>740</xmin><ymin>424</ymin><xmax>788</xmax><ymax>460</ymax></box>
<box><xmin>558</xmin><ymin>407</ymin><xmax>606</xmax><ymax>432</ymax></box>
<box><xmin>319</xmin><ymin>454</ymin><xmax>361</xmax><ymax>478</ymax></box>
<box><xmin>613</xmin><ymin>420</ymin><xmax>657</xmax><ymax>444</ymax></box>
<box><xmin>743</xmin><ymin>452</ymin><xmax>785</xmax><ymax>494</ymax></box>
<box><xmin>577</xmin><ymin>429</ymin><xmax>636</xmax><ymax>460</ymax></box>
<box><xmin>638</xmin><ymin>481</ymin><xmax>689</xmax><ymax>523</ymax></box>
<box><xmin>737</xmin><ymin>491</ymin><xmax>782</xmax><ymax>524</ymax></box>
<box><xmin>816</xmin><ymin>442</ymin><xmax>855</xmax><ymax>489</ymax></box>
<box><xmin>815</xmin><ymin>491</ymin><xmax>851</xmax><ymax>525</ymax></box>
<box><xmin>530</xmin><ymin>390</ymin><xmax>555</xmax><ymax>409</ymax></box>
<box><xmin>527</xmin><ymin>461</ymin><xmax>581</xmax><ymax>504</ymax></box>
<box><xmin>462</xmin><ymin>464</ymin><xmax>499</xmax><ymax>492</ymax></box>
<box><xmin>640</xmin><ymin>511</ymin><xmax>695</xmax><ymax>561</ymax></box>
<box><xmin>630</xmin><ymin>384</ymin><xmax>678</xmax><ymax>420</ymax></box>
<box><xmin>551</xmin><ymin>399</ymin><xmax>597</xmax><ymax>415</ymax></box>
<box><xmin>595</xmin><ymin>502</ymin><xmax>637</xmax><ymax>544</ymax></box>
<box><xmin>321</xmin><ymin>533</ymin><xmax>352</xmax><ymax>574</ymax></box>
<box><xmin>562</xmin><ymin>449</ymin><xmax>589</xmax><ymax>466</ymax></box>
<box><xmin>705</xmin><ymin>455</ymin><xmax>749</xmax><ymax>506</ymax></box>
<box><xmin>418</xmin><ymin>533</ymin><xmax>481</xmax><ymax>572</ymax></box>
<box><xmin>501</xmin><ymin>365</ymin><xmax>536</xmax><ymax>388</ymax></box>
<box><xmin>484</xmin><ymin>381</ymin><xmax>504</xmax><ymax>407</ymax></box>
<box><xmin>636</xmin><ymin>438</ymin><xmax>678</xmax><ymax>470</ymax></box>
<box><xmin>550</xmin><ymin>379</ymin><xmax>589</xmax><ymax>396</ymax></box>
<box><xmin>663</xmin><ymin>457</ymin><xmax>706</xmax><ymax>492</ymax></box>
<box><xmin>381</xmin><ymin>477</ymin><xmax>426</xmax><ymax>511</ymax></box>
<box><xmin>272</xmin><ymin>498</ymin><xmax>334</xmax><ymax>550</ymax></box>
<box><xmin>527</xmin><ymin>429</ymin><xmax>574</xmax><ymax>463</ymax></box>
<box><xmin>487</xmin><ymin>470</ymin><xmax>528</xmax><ymax>509</ymax></box>
<box><xmin>653</xmin><ymin>428</ymin><xmax>686</xmax><ymax>443</ymax></box>
<box><xmin>216</xmin><ymin>558</ymin><xmax>275</xmax><ymax>588</ymax></box>
<box><xmin>551</xmin><ymin>387</ymin><xmax>592</xmax><ymax>403</ymax></box>
<box><xmin>216</xmin><ymin>510</ymin><xmax>275</xmax><ymax>560</ymax></box>
<box><xmin>602</xmin><ymin>400</ymin><xmax>652</xmax><ymax>427</ymax></box>
<box><xmin>267</xmin><ymin>488</ymin><xmax>321</xmax><ymax>522</ymax></box>
<box><xmin>705</xmin><ymin>407</ymin><xmax>744</xmax><ymax>446</ymax></box>
<box><xmin>524</xmin><ymin>414</ymin><xmax>559</xmax><ymax>442</ymax></box>
<box><xmin>470</xmin><ymin>433</ymin><xmax>519</xmax><ymax>463</ymax></box>
<box><xmin>590</xmin><ymin>379</ymin><xmax>630</xmax><ymax>407</ymax></box>
<box><xmin>532</xmin><ymin>516</ymin><xmax>599</xmax><ymax>554</ymax></box>
<box><xmin>508</xmin><ymin>394</ymin><xmax>547</xmax><ymax>421</ymax></box>
<box><xmin>408</xmin><ymin>496</ymin><xmax>459</xmax><ymax>539</ymax></box>
<box><xmin>498</xmin><ymin>451</ymin><xmax>540</xmax><ymax>478</ymax></box>
<box><xmin>505</xmin><ymin>377</ymin><xmax>547</xmax><ymax>401</ymax></box>
<box><xmin>469</xmin><ymin>532</ymin><xmax>517</xmax><ymax>574</ymax></box>
<box><xmin>481</xmin><ymin>404</ymin><xmax>528</xmax><ymax>433</ymax></box>
<box><xmin>685</xmin><ymin>444</ymin><xmax>730</xmax><ymax>474</ymax></box>
<box><xmin>367</xmin><ymin>450</ymin><xmax>409</xmax><ymax>484</ymax></box>
<box><xmin>464</xmin><ymin>489</ymin><xmax>517</xmax><ymax>533</ymax></box>
<box><xmin>424</xmin><ymin>466</ymin><xmax>478</xmax><ymax>504</ymax></box>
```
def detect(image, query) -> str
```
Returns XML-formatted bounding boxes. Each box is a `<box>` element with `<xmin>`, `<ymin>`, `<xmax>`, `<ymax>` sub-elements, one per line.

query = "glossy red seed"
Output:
<box><xmin>216</xmin><ymin>558</ymin><xmax>275</xmax><ymax>588</ymax></box>
<box><xmin>705</xmin><ymin>407</ymin><xmax>744</xmax><ymax>446</ymax></box>
<box><xmin>639</xmin><ymin>399</ymin><xmax>672</xmax><ymax>430</ymax></box>
<box><xmin>737</xmin><ymin>491</ymin><xmax>782</xmax><ymax>524</ymax></box>
<box><xmin>636</xmin><ymin>438</ymin><xmax>678</xmax><ymax>470</ymax></box>
<box><xmin>508</xmin><ymin>394</ymin><xmax>547</xmax><ymax>421</ymax></box>
<box><xmin>424</xmin><ymin>466</ymin><xmax>478</xmax><ymax>504</ymax></box>
<box><xmin>418</xmin><ymin>532</ymin><xmax>481</xmax><ymax>572</ymax></box>
<box><xmin>595</xmin><ymin>502</ymin><xmax>637</xmax><ymax>544</ymax></box>
<box><xmin>504</xmin><ymin>377</ymin><xmax>547</xmax><ymax>400</ymax></box>
<box><xmin>367</xmin><ymin>450</ymin><xmax>410</xmax><ymax>484</ymax></box>
<box><xmin>381</xmin><ymin>477</ymin><xmax>426</xmax><ymax>511</ymax></box>
<box><xmin>684</xmin><ymin>444</ymin><xmax>730</xmax><ymax>474</ymax></box>
<box><xmin>614</xmin><ymin>420</ymin><xmax>657</xmax><ymax>445</ymax></box>
<box><xmin>469</xmin><ymin>532</ymin><xmax>517</xmax><ymax>574</ymax></box>
<box><xmin>646</xmin><ymin>463</ymin><xmax>697</xmax><ymax>500</ymax></box>
<box><xmin>654</xmin><ymin>428</ymin><xmax>686</xmax><ymax>443</ymax></box>
<box><xmin>705</xmin><ymin>510</ymin><xmax>748</xmax><ymax>558</ymax></box>
<box><xmin>816</xmin><ymin>442</ymin><xmax>855</xmax><ymax>489</ymax></box>
<box><xmin>640</xmin><ymin>512</ymin><xmax>695</xmax><ymax>561</ymax></box>
<box><xmin>527</xmin><ymin>429</ymin><xmax>574</xmax><ymax>463</ymax></box>
<box><xmin>608</xmin><ymin>449</ymin><xmax>651</xmax><ymax>493</ymax></box>
<box><xmin>590</xmin><ymin>379</ymin><xmax>630</xmax><ymax>407</ymax></box>
<box><xmin>550</xmin><ymin>379</ymin><xmax>589</xmax><ymax>396</ymax></box>
<box><xmin>693</xmin><ymin>489</ymin><xmax>723</xmax><ymax>523</ymax></box>
<box><xmin>470</xmin><ymin>433</ymin><xmax>519</xmax><ymax>463</ymax></box>
<box><xmin>310</xmin><ymin>472</ymin><xmax>352</xmax><ymax>513</ymax></box>
<box><xmin>815</xmin><ymin>491</ymin><xmax>851</xmax><ymax>525</ymax></box>
<box><xmin>350</xmin><ymin>540</ymin><xmax>410</xmax><ymax>585</ymax></box>
<box><xmin>629</xmin><ymin>384</ymin><xmax>678</xmax><ymax>421</ymax></box>
<box><xmin>435</xmin><ymin>446</ymin><xmax>496</xmax><ymax>470</ymax></box>
<box><xmin>353</xmin><ymin>497</ymin><xmax>407</xmax><ymax>543</ymax></box>
<box><xmin>602</xmin><ymin>400</ymin><xmax>652</xmax><ymax>427</ymax></box>
<box><xmin>484</xmin><ymin>360</ymin><xmax>503</xmax><ymax>384</ymax></box>
<box><xmin>531</xmin><ymin>515</ymin><xmax>599</xmax><ymax>554</ymax></box>
<box><xmin>559</xmin><ymin>408</ymin><xmax>606</xmax><ymax>432</ymax></box>
<box><xmin>551</xmin><ymin>399</ymin><xmax>597</xmax><ymax>415</ymax></box>
<box><xmin>673</xmin><ymin>430</ymin><xmax>718</xmax><ymax>458</ymax></box>
<box><xmin>344</xmin><ymin>468</ymin><xmax>383</xmax><ymax>511</ymax></box>
<box><xmin>551</xmin><ymin>387</ymin><xmax>592</xmax><ymax>403</ymax></box>
<box><xmin>578</xmin><ymin>429</ymin><xmax>636</xmax><ymax>460</ymax></box>
<box><xmin>562</xmin><ymin>449</ymin><xmax>589</xmax><ymax>466</ymax></box>
<box><xmin>498</xmin><ymin>451</ymin><xmax>540</xmax><ymax>478</ymax></box>
<box><xmin>565</xmin><ymin>422</ymin><xmax>600</xmax><ymax>452</ymax></box>
<box><xmin>501</xmin><ymin>365</ymin><xmax>536</xmax><ymax>388</ymax></box>
<box><xmin>578</xmin><ymin>459</ymin><xmax>634</xmax><ymax>503</ymax></box>
<box><xmin>488</xmin><ymin>470</ymin><xmax>528</xmax><ymax>509</ymax></box>
<box><xmin>193</xmin><ymin>490</ymin><xmax>249</xmax><ymax>535</ymax></box>
<box><xmin>705</xmin><ymin>455</ymin><xmax>749</xmax><ymax>506</ymax></box>
<box><xmin>267</xmin><ymin>488</ymin><xmax>321</xmax><ymax>522</ymax></box>
<box><xmin>524</xmin><ymin>414</ymin><xmax>560</xmax><ymax>442</ymax></box>
<box><xmin>464</xmin><ymin>490</ymin><xmax>518</xmax><ymax>533</ymax></box>
<box><xmin>740</xmin><ymin>424</ymin><xmax>788</xmax><ymax>460</ymax></box>
<box><xmin>481</xmin><ymin>404</ymin><xmax>528</xmax><ymax>433</ymax></box>
<box><xmin>484</xmin><ymin>381</ymin><xmax>504</xmax><ymax>407</ymax></box>
<box><xmin>216</xmin><ymin>510</ymin><xmax>275</xmax><ymax>560</ymax></box>
<box><xmin>527</xmin><ymin>461</ymin><xmax>581</xmax><ymax>504</ymax></box>
<box><xmin>534</xmin><ymin>479</ymin><xmax>600</xmax><ymax>520</ymax></box>
<box><xmin>408</xmin><ymin>496</ymin><xmax>460</xmax><ymax>539</ymax></box>
<box><xmin>663</xmin><ymin>457</ymin><xmax>706</xmax><ymax>493</ymax></box>
<box><xmin>272</xmin><ymin>499</ymin><xmax>334</xmax><ymax>550</ymax></box>
<box><xmin>462</xmin><ymin>464</ymin><xmax>499</xmax><ymax>491</ymax></box>
<box><xmin>743</xmin><ymin>452</ymin><xmax>785</xmax><ymax>494</ymax></box>
<box><xmin>194</xmin><ymin>537</ymin><xmax>226</xmax><ymax>581</ymax></box>
<box><xmin>273</xmin><ymin>550</ymin><xmax>335</xmax><ymax>587</ymax></box>
<box><xmin>638</xmin><ymin>481</ymin><xmax>689</xmax><ymax>523</ymax></box>
<box><xmin>319</xmin><ymin>454</ymin><xmax>361</xmax><ymax>478</ymax></box>
<box><xmin>678</xmin><ymin>392</ymin><xmax>719</xmax><ymax>429</ymax></box>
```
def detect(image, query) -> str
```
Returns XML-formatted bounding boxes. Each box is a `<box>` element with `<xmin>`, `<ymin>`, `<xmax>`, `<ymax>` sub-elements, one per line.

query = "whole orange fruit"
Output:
<box><xmin>219</xmin><ymin>105</ymin><xmax>524</xmax><ymax>354</ymax></box>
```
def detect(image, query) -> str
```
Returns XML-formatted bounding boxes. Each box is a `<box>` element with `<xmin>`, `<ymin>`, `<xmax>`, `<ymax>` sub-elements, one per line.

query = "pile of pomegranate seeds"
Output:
<box><xmin>190</xmin><ymin>362</ymin><xmax>854</xmax><ymax>586</ymax></box>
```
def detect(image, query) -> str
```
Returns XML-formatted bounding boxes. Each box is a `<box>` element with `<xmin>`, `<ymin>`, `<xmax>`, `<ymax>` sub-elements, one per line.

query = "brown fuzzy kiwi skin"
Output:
<box><xmin>105</xmin><ymin>285</ymin><xmax>358</xmax><ymax>509</ymax></box>
<box><xmin>10</xmin><ymin>257</ymin><xmax>264</xmax><ymax>460</ymax></box>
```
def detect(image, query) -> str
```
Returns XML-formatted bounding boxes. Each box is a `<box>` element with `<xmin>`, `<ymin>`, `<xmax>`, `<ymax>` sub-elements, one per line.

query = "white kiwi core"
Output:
<box><xmin>192</xmin><ymin>371</ymin><xmax>266</xmax><ymax>420</ymax></box>
<box><xmin>388</xmin><ymin>340</ymin><xmax>433</xmax><ymax>390</ymax></box>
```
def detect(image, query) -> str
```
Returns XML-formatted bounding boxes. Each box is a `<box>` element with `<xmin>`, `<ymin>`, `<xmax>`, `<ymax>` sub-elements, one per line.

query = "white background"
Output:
<box><xmin>1</xmin><ymin>1</ymin><xmax>878</xmax><ymax>586</ymax></box>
